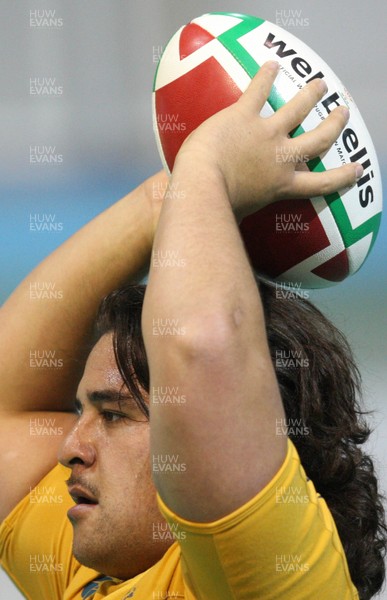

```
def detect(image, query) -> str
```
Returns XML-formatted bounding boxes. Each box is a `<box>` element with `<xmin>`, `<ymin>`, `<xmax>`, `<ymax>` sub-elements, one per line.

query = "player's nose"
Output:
<box><xmin>58</xmin><ymin>417</ymin><xmax>96</xmax><ymax>468</ymax></box>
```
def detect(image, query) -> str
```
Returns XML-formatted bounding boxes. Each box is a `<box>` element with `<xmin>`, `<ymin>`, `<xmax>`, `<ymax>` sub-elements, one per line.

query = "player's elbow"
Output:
<box><xmin>149</xmin><ymin>307</ymin><xmax>254</xmax><ymax>366</ymax></box>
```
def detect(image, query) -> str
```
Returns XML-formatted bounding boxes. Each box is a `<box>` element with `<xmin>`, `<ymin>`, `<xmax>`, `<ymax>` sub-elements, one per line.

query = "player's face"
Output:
<box><xmin>58</xmin><ymin>333</ymin><xmax>172</xmax><ymax>579</ymax></box>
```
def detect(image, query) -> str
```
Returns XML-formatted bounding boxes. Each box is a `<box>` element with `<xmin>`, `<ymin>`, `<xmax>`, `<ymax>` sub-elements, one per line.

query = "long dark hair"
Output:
<box><xmin>95</xmin><ymin>282</ymin><xmax>387</xmax><ymax>600</ymax></box>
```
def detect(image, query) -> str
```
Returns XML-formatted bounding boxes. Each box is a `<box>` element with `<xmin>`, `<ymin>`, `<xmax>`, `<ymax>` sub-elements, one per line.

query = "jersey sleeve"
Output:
<box><xmin>157</xmin><ymin>438</ymin><xmax>359</xmax><ymax>600</ymax></box>
<box><xmin>0</xmin><ymin>463</ymin><xmax>92</xmax><ymax>600</ymax></box>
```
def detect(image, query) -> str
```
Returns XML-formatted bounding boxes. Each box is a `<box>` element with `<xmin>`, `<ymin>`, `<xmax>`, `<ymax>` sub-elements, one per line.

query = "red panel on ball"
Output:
<box><xmin>155</xmin><ymin>57</ymin><xmax>242</xmax><ymax>171</ymax></box>
<box><xmin>312</xmin><ymin>249</ymin><xmax>349</xmax><ymax>282</ymax></box>
<box><xmin>240</xmin><ymin>199</ymin><xmax>331</xmax><ymax>277</ymax></box>
<box><xmin>179</xmin><ymin>23</ymin><xmax>215</xmax><ymax>59</ymax></box>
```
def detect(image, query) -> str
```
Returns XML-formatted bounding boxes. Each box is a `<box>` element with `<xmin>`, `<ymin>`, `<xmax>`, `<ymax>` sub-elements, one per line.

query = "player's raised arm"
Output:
<box><xmin>0</xmin><ymin>170</ymin><xmax>166</xmax><ymax>521</ymax></box>
<box><xmin>142</xmin><ymin>62</ymin><xmax>362</xmax><ymax>521</ymax></box>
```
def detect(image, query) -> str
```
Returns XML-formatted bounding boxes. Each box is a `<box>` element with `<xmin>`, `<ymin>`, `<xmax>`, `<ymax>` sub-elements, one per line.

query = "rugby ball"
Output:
<box><xmin>153</xmin><ymin>12</ymin><xmax>382</xmax><ymax>288</ymax></box>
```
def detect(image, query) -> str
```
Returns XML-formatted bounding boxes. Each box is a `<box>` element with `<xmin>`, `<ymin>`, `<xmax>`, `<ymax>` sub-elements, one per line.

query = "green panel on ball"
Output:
<box><xmin>325</xmin><ymin>191</ymin><xmax>382</xmax><ymax>251</ymax></box>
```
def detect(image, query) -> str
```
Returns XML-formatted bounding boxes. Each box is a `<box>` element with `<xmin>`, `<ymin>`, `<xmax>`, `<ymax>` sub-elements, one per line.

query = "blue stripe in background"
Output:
<box><xmin>1</xmin><ymin>170</ymin><xmax>149</xmax><ymax>304</ymax></box>
<box><xmin>2</xmin><ymin>172</ymin><xmax>385</xmax><ymax>303</ymax></box>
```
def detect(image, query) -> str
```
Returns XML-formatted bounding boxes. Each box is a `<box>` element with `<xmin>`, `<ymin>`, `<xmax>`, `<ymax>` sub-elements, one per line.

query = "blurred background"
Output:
<box><xmin>0</xmin><ymin>0</ymin><xmax>386</xmax><ymax>598</ymax></box>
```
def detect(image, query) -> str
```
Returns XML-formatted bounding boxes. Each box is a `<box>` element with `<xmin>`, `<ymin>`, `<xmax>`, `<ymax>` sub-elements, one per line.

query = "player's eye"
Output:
<box><xmin>101</xmin><ymin>410</ymin><xmax>126</xmax><ymax>423</ymax></box>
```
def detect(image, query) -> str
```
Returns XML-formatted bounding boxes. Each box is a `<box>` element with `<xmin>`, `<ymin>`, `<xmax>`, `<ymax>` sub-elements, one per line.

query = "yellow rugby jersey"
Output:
<box><xmin>0</xmin><ymin>439</ymin><xmax>359</xmax><ymax>599</ymax></box>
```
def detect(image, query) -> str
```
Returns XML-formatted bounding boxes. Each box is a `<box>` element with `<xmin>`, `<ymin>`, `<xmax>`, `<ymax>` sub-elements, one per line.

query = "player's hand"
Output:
<box><xmin>175</xmin><ymin>61</ymin><xmax>363</xmax><ymax>220</ymax></box>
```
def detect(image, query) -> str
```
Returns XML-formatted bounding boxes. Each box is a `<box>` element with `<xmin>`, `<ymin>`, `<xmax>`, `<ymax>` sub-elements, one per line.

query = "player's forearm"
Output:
<box><xmin>143</xmin><ymin>157</ymin><xmax>266</xmax><ymax>348</ymax></box>
<box><xmin>0</xmin><ymin>172</ymin><xmax>165</xmax><ymax>413</ymax></box>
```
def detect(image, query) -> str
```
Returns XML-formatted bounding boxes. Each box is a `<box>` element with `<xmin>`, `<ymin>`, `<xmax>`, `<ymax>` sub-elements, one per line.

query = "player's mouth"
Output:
<box><xmin>67</xmin><ymin>485</ymin><xmax>99</xmax><ymax>520</ymax></box>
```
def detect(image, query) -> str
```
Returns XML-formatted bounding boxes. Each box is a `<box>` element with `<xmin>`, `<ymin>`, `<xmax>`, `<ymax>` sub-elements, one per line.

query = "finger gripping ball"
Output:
<box><xmin>152</xmin><ymin>12</ymin><xmax>382</xmax><ymax>288</ymax></box>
